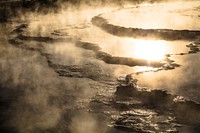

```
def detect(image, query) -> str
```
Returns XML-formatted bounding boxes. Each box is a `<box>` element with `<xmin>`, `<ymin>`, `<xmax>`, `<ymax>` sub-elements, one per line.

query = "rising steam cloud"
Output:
<box><xmin>0</xmin><ymin>0</ymin><xmax>200</xmax><ymax>133</ymax></box>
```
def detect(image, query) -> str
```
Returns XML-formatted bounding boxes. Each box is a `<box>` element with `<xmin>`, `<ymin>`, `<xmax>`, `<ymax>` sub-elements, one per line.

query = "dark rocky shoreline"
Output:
<box><xmin>92</xmin><ymin>16</ymin><xmax>200</xmax><ymax>41</ymax></box>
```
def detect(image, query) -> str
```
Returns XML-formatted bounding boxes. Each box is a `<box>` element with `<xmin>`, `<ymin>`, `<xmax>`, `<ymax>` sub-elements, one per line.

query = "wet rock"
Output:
<box><xmin>92</xmin><ymin>16</ymin><xmax>200</xmax><ymax>40</ymax></box>
<box><xmin>186</xmin><ymin>42</ymin><xmax>200</xmax><ymax>54</ymax></box>
<box><xmin>165</xmin><ymin>54</ymin><xmax>171</xmax><ymax>57</ymax></box>
<box><xmin>101</xmin><ymin>56</ymin><xmax>163</xmax><ymax>67</ymax></box>
<box><xmin>76</xmin><ymin>41</ymin><xmax>101</xmax><ymax>52</ymax></box>
<box><xmin>11</xmin><ymin>24</ymin><xmax>28</xmax><ymax>34</ymax></box>
<box><xmin>115</xmin><ymin>75</ymin><xmax>171</xmax><ymax>106</ymax></box>
<box><xmin>82</xmin><ymin>63</ymin><xmax>103</xmax><ymax>80</ymax></box>
<box><xmin>114</xmin><ymin>75</ymin><xmax>200</xmax><ymax>127</ymax></box>
<box><xmin>96</xmin><ymin>51</ymin><xmax>112</xmax><ymax>59</ymax></box>
<box><xmin>51</xmin><ymin>63</ymin><xmax>102</xmax><ymax>80</ymax></box>
<box><xmin>17</xmin><ymin>34</ymin><xmax>54</xmax><ymax>42</ymax></box>
<box><xmin>170</xmin><ymin>62</ymin><xmax>181</xmax><ymax>67</ymax></box>
<box><xmin>51</xmin><ymin>30</ymin><xmax>69</xmax><ymax>36</ymax></box>
<box><xmin>112</xmin><ymin>109</ymin><xmax>179</xmax><ymax>133</ymax></box>
<box><xmin>163</xmin><ymin>64</ymin><xmax>175</xmax><ymax>70</ymax></box>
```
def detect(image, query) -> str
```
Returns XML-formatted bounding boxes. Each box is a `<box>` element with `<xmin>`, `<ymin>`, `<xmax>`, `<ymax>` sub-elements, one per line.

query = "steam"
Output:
<box><xmin>1</xmin><ymin>0</ymin><xmax>200</xmax><ymax>133</ymax></box>
<box><xmin>0</xmin><ymin>40</ymin><xmax>96</xmax><ymax>132</ymax></box>
<box><xmin>0</xmin><ymin>45</ymin><xmax>59</xmax><ymax>132</ymax></box>
<box><xmin>136</xmin><ymin>54</ymin><xmax>200</xmax><ymax>102</ymax></box>
<box><xmin>0</xmin><ymin>3</ymin><xmax>114</xmax><ymax>132</ymax></box>
<box><xmin>2</xmin><ymin>45</ymin><xmax>108</xmax><ymax>133</ymax></box>
<box><xmin>70</xmin><ymin>112</ymin><xmax>100</xmax><ymax>133</ymax></box>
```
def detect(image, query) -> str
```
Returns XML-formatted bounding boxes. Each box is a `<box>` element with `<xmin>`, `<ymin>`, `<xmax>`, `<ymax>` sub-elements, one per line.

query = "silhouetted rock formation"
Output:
<box><xmin>92</xmin><ymin>16</ymin><xmax>200</xmax><ymax>40</ymax></box>
<box><xmin>115</xmin><ymin>75</ymin><xmax>200</xmax><ymax>128</ymax></box>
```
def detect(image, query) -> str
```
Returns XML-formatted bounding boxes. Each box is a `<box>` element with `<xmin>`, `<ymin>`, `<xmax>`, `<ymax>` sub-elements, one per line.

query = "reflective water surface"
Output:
<box><xmin>102</xmin><ymin>1</ymin><xmax>200</xmax><ymax>30</ymax></box>
<box><xmin>0</xmin><ymin>0</ymin><xmax>200</xmax><ymax>133</ymax></box>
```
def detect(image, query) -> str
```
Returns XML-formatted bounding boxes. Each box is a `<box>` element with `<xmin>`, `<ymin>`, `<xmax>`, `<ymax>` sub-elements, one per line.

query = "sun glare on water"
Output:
<box><xmin>128</xmin><ymin>40</ymin><xmax>168</xmax><ymax>61</ymax></box>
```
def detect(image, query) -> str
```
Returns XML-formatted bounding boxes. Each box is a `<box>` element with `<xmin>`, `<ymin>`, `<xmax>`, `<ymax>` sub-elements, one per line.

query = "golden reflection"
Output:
<box><xmin>103</xmin><ymin>1</ymin><xmax>200</xmax><ymax>30</ymax></box>
<box><xmin>128</xmin><ymin>40</ymin><xmax>168</xmax><ymax>61</ymax></box>
<box><xmin>135</xmin><ymin>66</ymin><xmax>158</xmax><ymax>73</ymax></box>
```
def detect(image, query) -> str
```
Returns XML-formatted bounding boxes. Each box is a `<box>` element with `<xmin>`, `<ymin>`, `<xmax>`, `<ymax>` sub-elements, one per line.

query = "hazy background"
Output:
<box><xmin>0</xmin><ymin>0</ymin><xmax>200</xmax><ymax>133</ymax></box>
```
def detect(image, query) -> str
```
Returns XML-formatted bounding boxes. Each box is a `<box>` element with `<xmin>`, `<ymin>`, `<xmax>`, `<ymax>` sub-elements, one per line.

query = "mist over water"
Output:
<box><xmin>0</xmin><ymin>0</ymin><xmax>200</xmax><ymax>133</ymax></box>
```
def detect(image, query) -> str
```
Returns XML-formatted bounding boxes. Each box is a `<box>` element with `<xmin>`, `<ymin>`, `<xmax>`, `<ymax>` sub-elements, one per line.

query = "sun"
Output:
<box><xmin>130</xmin><ymin>40</ymin><xmax>167</xmax><ymax>61</ymax></box>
